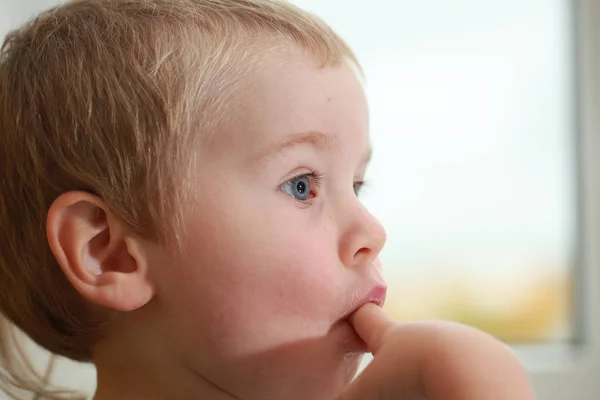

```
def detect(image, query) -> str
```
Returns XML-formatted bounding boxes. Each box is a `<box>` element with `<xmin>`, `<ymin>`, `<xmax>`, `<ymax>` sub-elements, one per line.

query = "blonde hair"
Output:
<box><xmin>0</xmin><ymin>0</ymin><xmax>358</xmax><ymax>398</ymax></box>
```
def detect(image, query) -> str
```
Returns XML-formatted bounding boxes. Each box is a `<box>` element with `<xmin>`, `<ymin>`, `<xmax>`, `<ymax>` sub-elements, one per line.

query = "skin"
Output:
<box><xmin>48</xmin><ymin>49</ymin><xmax>386</xmax><ymax>400</ymax></box>
<box><xmin>337</xmin><ymin>303</ymin><xmax>537</xmax><ymax>400</ymax></box>
<box><xmin>47</xmin><ymin>48</ymin><xmax>535</xmax><ymax>400</ymax></box>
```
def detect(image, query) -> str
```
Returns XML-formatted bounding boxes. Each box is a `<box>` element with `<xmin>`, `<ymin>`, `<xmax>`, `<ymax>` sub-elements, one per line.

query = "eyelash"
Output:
<box><xmin>354</xmin><ymin>180</ymin><xmax>366</xmax><ymax>195</ymax></box>
<box><xmin>288</xmin><ymin>170</ymin><xmax>324</xmax><ymax>205</ymax></box>
<box><xmin>281</xmin><ymin>169</ymin><xmax>366</xmax><ymax>205</ymax></box>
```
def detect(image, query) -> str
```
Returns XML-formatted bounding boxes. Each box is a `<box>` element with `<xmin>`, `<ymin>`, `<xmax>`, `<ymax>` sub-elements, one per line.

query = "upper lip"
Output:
<box><xmin>341</xmin><ymin>283</ymin><xmax>387</xmax><ymax>320</ymax></box>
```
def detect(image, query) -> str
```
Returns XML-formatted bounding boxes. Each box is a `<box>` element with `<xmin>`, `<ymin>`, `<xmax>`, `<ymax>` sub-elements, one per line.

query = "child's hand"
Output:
<box><xmin>335</xmin><ymin>303</ymin><xmax>536</xmax><ymax>400</ymax></box>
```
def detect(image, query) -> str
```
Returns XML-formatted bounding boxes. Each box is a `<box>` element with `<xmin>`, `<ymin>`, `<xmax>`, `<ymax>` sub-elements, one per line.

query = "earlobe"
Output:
<box><xmin>46</xmin><ymin>191</ymin><xmax>155</xmax><ymax>312</ymax></box>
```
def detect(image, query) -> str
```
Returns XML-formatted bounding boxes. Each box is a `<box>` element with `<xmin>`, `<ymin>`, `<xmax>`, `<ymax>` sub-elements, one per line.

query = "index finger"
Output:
<box><xmin>349</xmin><ymin>303</ymin><xmax>397</xmax><ymax>354</ymax></box>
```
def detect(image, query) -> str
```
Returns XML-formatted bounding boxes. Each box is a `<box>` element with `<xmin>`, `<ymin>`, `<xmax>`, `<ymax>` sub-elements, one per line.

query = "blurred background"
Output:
<box><xmin>1</xmin><ymin>0</ymin><xmax>599</xmax><ymax>399</ymax></box>
<box><xmin>294</xmin><ymin>0</ymin><xmax>577</xmax><ymax>345</ymax></box>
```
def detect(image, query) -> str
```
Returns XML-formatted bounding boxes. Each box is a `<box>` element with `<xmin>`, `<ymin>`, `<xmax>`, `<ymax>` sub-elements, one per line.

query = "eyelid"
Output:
<box><xmin>279</xmin><ymin>169</ymin><xmax>368</xmax><ymax>203</ymax></box>
<box><xmin>282</xmin><ymin>169</ymin><xmax>324</xmax><ymax>187</ymax></box>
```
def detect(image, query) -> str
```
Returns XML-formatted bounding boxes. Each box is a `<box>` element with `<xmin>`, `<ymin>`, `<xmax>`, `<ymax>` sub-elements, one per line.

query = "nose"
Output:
<box><xmin>338</xmin><ymin>202</ymin><xmax>387</xmax><ymax>270</ymax></box>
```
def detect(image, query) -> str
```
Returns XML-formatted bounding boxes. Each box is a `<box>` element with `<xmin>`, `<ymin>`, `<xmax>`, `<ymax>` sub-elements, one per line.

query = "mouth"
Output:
<box><xmin>336</xmin><ymin>283</ymin><xmax>387</xmax><ymax>352</ymax></box>
<box><xmin>341</xmin><ymin>284</ymin><xmax>387</xmax><ymax>321</ymax></box>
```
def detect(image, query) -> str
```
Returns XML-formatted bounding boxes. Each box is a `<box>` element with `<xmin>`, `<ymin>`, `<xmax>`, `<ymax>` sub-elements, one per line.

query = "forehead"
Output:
<box><xmin>206</xmin><ymin>52</ymin><xmax>370</xmax><ymax>163</ymax></box>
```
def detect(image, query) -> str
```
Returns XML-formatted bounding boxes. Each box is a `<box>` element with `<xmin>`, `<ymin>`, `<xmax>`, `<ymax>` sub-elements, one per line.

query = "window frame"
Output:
<box><xmin>523</xmin><ymin>0</ymin><xmax>600</xmax><ymax>398</ymax></box>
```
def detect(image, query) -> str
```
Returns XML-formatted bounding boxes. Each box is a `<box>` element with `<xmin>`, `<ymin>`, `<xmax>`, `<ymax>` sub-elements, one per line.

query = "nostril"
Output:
<box><xmin>353</xmin><ymin>247</ymin><xmax>372</xmax><ymax>264</ymax></box>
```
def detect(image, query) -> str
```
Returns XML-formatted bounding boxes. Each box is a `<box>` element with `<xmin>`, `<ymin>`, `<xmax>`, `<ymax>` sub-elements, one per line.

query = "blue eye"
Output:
<box><xmin>282</xmin><ymin>175</ymin><xmax>313</xmax><ymax>201</ymax></box>
<box><xmin>280</xmin><ymin>172</ymin><xmax>324</xmax><ymax>202</ymax></box>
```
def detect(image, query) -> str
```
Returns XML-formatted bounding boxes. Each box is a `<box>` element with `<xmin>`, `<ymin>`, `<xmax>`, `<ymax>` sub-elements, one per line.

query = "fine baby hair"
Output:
<box><xmin>0</xmin><ymin>0</ymin><xmax>356</xmax><ymax>398</ymax></box>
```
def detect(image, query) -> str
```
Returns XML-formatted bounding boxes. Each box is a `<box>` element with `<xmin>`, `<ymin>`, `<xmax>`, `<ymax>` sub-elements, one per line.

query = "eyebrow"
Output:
<box><xmin>253</xmin><ymin>131</ymin><xmax>339</xmax><ymax>162</ymax></box>
<box><xmin>252</xmin><ymin>130</ymin><xmax>373</xmax><ymax>167</ymax></box>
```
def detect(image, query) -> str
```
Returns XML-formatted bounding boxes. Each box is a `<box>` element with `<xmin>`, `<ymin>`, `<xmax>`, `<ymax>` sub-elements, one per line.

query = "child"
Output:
<box><xmin>0</xmin><ymin>0</ymin><xmax>535</xmax><ymax>399</ymax></box>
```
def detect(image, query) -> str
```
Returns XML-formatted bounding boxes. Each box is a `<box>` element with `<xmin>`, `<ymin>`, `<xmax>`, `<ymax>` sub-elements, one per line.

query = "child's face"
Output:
<box><xmin>150</xmin><ymin>53</ymin><xmax>386</xmax><ymax>400</ymax></box>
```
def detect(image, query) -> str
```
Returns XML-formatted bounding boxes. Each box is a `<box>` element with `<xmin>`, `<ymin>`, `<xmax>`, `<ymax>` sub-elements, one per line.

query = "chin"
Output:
<box><xmin>271</xmin><ymin>348</ymin><xmax>364</xmax><ymax>400</ymax></box>
<box><xmin>237</xmin><ymin>322</ymin><xmax>367</xmax><ymax>400</ymax></box>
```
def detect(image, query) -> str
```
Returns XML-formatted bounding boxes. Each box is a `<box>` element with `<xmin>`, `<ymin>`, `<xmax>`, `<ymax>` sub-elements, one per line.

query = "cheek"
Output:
<box><xmin>232</xmin><ymin>227</ymin><xmax>340</xmax><ymax>321</ymax></box>
<box><xmin>267</xmin><ymin>237</ymin><xmax>340</xmax><ymax>316</ymax></box>
<box><xmin>160</xmin><ymin>173</ymin><xmax>350</xmax><ymax>351</ymax></box>
<box><xmin>177</xmin><ymin>208</ymin><xmax>342</xmax><ymax>346</ymax></box>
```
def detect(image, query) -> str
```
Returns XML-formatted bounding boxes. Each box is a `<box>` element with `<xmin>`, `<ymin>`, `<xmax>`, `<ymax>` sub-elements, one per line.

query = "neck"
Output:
<box><xmin>91</xmin><ymin>329</ymin><xmax>240</xmax><ymax>400</ymax></box>
<box><xmin>93</xmin><ymin>372</ymin><xmax>239</xmax><ymax>400</ymax></box>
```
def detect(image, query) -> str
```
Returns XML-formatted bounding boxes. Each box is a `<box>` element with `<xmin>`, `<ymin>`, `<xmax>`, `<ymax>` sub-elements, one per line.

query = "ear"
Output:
<box><xmin>46</xmin><ymin>191</ymin><xmax>155</xmax><ymax>312</ymax></box>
